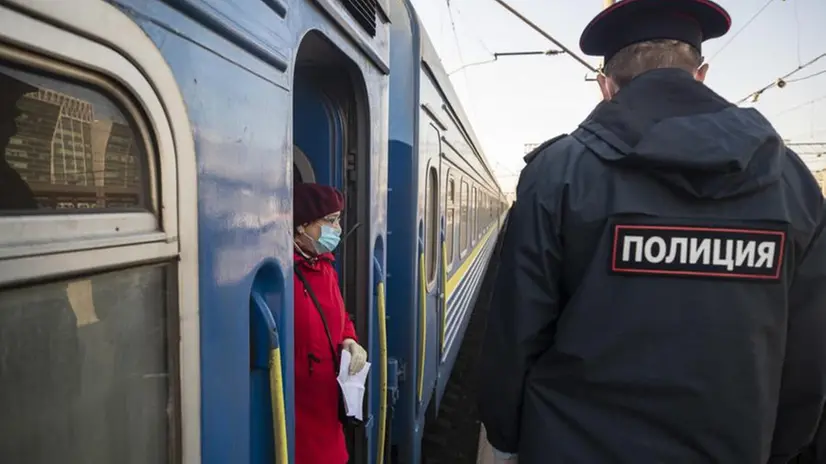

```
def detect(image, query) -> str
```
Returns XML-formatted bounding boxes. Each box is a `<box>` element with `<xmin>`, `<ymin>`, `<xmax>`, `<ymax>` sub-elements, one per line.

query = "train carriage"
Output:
<box><xmin>0</xmin><ymin>0</ymin><xmax>390</xmax><ymax>462</ymax></box>
<box><xmin>0</xmin><ymin>0</ymin><xmax>506</xmax><ymax>463</ymax></box>
<box><xmin>385</xmin><ymin>0</ymin><xmax>507</xmax><ymax>461</ymax></box>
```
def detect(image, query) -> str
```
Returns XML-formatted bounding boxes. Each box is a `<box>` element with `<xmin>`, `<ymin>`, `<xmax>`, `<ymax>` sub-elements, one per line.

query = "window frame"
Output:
<box><xmin>0</xmin><ymin>40</ymin><xmax>176</xmax><ymax>268</ymax></box>
<box><xmin>0</xmin><ymin>3</ymin><xmax>200</xmax><ymax>461</ymax></box>
<box><xmin>424</xmin><ymin>164</ymin><xmax>439</xmax><ymax>288</ymax></box>
<box><xmin>446</xmin><ymin>174</ymin><xmax>455</xmax><ymax>267</ymax></box>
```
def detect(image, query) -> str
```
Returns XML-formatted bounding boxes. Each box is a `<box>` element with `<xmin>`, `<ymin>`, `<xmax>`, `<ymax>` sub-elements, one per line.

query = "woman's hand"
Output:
<box><xmin>342</xmin><ymin>338</ymin><xmax>367</xmax><ymax>375</ymax></box>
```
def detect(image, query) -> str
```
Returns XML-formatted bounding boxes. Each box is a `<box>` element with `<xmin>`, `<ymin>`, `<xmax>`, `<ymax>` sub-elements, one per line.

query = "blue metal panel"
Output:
<box><xmin>385</xmin><ymin>0</ymin><xmax>422</xmax><ymax>461</ymax></box>
<box><xmin>385</xmin><ymin>138</ymin><xmax>418</xmax><ymax>451</ymax></box>
<box><xmin>108</xmin><ymin>0</ymin><xmax>433</xmax><ymax>460</ymax></box>
<box><xmin>122</xmin><ymin>8</ymin><xmax>297</xmax><ymax>462</ymax></box>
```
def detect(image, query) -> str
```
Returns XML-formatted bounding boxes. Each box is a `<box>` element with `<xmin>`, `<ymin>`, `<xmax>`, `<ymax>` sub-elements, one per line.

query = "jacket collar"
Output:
<box><xmin>294</xmin><ymin>250</ymin><xmax>335</xmax><ymax>270</ymax></box>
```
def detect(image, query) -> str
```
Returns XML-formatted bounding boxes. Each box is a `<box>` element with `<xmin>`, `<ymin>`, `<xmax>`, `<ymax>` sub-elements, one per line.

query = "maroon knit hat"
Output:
<box><xmin>294</xmin><ymin>183</ymin><xmax>344</xmax><ymax>227</ymax></box>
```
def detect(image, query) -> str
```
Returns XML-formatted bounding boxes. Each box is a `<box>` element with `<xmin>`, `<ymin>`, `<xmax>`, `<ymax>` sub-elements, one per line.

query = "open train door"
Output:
<box><xmin>292</xmin><ymin>31</ymin><xmax>372</xmax><ymax>463</ymax></box>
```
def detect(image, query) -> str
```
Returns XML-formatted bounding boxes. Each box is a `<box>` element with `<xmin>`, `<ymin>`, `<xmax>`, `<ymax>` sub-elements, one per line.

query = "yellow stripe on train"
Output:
<box><xmin>445</xmin><ymin>225</ymin><xmax>498</xmax><ymax>298</ymax></box>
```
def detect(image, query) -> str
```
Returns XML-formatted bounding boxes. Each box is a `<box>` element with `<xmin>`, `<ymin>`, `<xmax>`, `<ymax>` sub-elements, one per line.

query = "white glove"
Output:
<box><xmin>342</xmin><ymin>338</ymin><xmax>367</xmax><ymax>375</ymax></box>
<box><xmin>492</xmin><ymin>447</ymin><xmax>517</xmax><ymax>464</ymax></box>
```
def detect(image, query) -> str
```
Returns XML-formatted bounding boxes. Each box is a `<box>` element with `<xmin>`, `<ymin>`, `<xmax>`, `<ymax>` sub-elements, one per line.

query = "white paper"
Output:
<box><xmin>336</xmin><ymin>349</ymin><xmax>371</xmax><ymax>421</ymax></box>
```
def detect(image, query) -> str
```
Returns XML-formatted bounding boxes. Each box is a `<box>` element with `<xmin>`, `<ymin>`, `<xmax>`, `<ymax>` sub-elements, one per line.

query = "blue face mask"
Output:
<box><xmin>314</xmin><ymin>225</ymin><xmax>341</xmax><ymax>254</ymax></box>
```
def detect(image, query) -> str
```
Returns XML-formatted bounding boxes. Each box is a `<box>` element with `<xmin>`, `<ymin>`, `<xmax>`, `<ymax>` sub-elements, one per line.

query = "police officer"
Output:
<box><xmin>477</xmin><ymin>0</ymin><xmax>826</xmax><ymax>462</ymax></box>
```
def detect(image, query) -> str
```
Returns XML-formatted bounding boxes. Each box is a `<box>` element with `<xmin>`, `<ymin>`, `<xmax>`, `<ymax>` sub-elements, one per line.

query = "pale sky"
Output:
<box><xmin>409</xmin><ymin>0</ymin><xmax>826</xmax><ymax>194</ymax></box>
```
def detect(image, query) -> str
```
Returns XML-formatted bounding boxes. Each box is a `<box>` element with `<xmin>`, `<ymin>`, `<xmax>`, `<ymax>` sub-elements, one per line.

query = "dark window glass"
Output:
<box><xmin>0</xmin><ymin>264</ymin><xmax>172</xmax><ymax>463</ymax></box>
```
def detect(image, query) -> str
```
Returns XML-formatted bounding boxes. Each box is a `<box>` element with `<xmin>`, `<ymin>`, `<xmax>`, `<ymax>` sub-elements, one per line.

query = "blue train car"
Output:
<box><xmin>385</xmin><ymin>0</ymin><xmax>508</xmax><ymax>461</ymax></box>
<box><xmin>0</xmin><ymin>0</ymin><xmax>505</xmax><ymax>463</ymax></box>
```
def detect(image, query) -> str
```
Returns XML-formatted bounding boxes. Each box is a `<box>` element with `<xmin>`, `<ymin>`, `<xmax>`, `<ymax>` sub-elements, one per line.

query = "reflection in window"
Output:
<box><xmin>0</xmin><ymin>264</ymin><xmax>172</xmax><ymax>463</ymax></box>
<box><xmin>0</xmin><ymin>61</ymin><xmax>148</xmax><ymax>212</ymax></box>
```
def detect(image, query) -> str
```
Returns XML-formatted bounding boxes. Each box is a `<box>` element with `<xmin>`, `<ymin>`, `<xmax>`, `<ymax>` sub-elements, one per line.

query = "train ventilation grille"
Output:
<box><xmin>337</xmin><ymin>0</ymin><xmax>377</xmax><ymax>37</ymax></box>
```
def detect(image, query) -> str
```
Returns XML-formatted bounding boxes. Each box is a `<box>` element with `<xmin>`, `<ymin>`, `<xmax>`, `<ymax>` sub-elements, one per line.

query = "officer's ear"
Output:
<box><xmin>694</xmin><ymin>63</ymin><xmax>709</xmax><ymax>83</ymax></box>
<box><xmin>597</xmin><ymin>74</ymin><xmax>618</xmax><ymax>101</ymax></box>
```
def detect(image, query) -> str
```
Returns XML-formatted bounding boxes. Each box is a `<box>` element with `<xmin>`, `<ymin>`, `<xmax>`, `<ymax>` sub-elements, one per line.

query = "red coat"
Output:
<box><xmin>293</xmin><ymin>252</ymin><xmax>358</xmax><ymax>464</ymax></box>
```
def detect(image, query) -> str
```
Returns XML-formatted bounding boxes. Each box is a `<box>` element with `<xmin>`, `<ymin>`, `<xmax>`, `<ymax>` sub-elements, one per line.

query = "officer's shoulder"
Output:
<box><xmin>517</xmin><ymin>134</ymin><xmax>576</xmax><ymax>197</ymax></box>
<box><xmin>523</xmin><ymin>133</ymin><xmax>571</xmax><ymax>166</ymax></box>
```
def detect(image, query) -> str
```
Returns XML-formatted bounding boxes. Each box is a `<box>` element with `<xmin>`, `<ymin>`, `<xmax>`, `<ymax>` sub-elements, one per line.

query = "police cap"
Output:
<box><xmin>579</xmin><ymin>0</ymin><xmax>731</xmax><ymax>63</ymax></box>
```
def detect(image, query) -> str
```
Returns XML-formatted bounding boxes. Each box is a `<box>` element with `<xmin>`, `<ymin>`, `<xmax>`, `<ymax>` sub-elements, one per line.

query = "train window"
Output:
<box><xmin>471</xmin><ymin>187</ymin><xmax>477</xmax><ymax>243</ymax></box>
<box><xmin>469</xmin><ymin>186</ymin><xmax>474</xmax><ymax>245</ymax></box>
<box><xmin>0</xmin><ymin>10</ymin><xmax>195</xmax><ymax>462</ymax></box>
<box><xmin>0</xmin><ymin>61</ymin><xmax>150</xmax><ymax>212</ymax></box>
<box><xmin>483</xmin><ymin>194</ymin><xmax>487</xmax><ymax>229</ymax></box>
<box><xmin>459</xmin><ymin>180</ymin><xmax>468</xmax><ymax>255</ymax></box>
<box><xmin>477</xmin><ymin>190</ymin><xmax>482</xmax><ymax>236</ymax></box>
<box><xmin>478</xmin><ymin>189</ymin><xmax>482</xmax><ymax>238</ymax></box>
<box><xmin>476</xmin><ymin>190</ymin><xmax>481</xmax><ymax>237</ymax></box>
<box><xmin>0</xmin><ymin>263</ymin><xmax>173</xmax><ymax>462</ymax></box>
<box><xmin>446</xmin><ymin>176</ymin><xmax>455</xmax><ymax>265</ymax></box>
<box><xmin>425</xmin><ymin>166</ymin><xmax>438</xmax><ymax>285</ymax></box>
<box><xmin>485</xmin><ymin>195</ymin><xmax>489</xmax><ymax>227</ymax></box>
<box><xmin>485</xmin><ymin>195</ymin><xmax>492</xmax><ymax>229</ymax></box>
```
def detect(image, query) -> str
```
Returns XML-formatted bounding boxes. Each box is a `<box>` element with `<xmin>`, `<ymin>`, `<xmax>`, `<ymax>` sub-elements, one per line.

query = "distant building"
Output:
<box><xmin>5</xmin><ymin>86</ymin><xmax>143</xmax><ymax>209</ymax></box>
<box><xmin>524</xmin><ymin>143</ymin><xmax>540</xmax><ymax>154</ymax></box>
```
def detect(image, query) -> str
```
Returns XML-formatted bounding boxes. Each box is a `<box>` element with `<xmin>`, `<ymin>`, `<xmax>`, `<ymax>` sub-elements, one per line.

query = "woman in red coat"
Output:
<box><xmin>292</xmin><ymin>183</ymin><xmax>368</xmax><ymax>464</ymax></box>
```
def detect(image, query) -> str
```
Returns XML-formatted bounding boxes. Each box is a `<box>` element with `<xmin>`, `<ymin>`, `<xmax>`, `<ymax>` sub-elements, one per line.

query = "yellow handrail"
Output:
<box><xmin>376</xmin><ymin>281</ymin><xmax>388</xmax><ymax>464</ymax></box>
<box><xmin>417</xmin><ymin>252</ymin><xmax>427</xmax><ymax>402</ymax></box>
<box><xmin>269</xmin><ymin>348</ymin><xmax>289</xmax><ymax>464</ymax></box>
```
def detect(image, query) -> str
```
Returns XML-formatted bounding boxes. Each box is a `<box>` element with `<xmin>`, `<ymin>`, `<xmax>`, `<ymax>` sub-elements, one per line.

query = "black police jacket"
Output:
<box><xmin>478</xmin><ymin>68</ymin><xmax>826</xmax><ymax>464</ymax></box>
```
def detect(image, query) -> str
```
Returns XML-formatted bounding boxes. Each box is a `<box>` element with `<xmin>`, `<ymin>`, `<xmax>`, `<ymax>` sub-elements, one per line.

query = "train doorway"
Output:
<box><xmin>292</xmin><ymin>31</ymin><xmax>371</xmax><ymax>463</ymax></box>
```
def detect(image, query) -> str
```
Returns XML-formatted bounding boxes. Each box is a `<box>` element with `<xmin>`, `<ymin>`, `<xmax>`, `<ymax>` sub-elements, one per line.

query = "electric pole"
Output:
<box><xmin>491</xmin><ymin>0</ymin><xmax>599</xmax><ymax>73</ymax></box>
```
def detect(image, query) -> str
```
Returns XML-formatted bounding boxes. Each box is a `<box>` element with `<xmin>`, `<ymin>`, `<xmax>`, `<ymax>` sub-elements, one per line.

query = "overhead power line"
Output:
<box><xmin>788</xmin><ymin>142</ymin><xmax>826</xmax><ymax>159</ymax></box>
<box><xmin>707</xmin><ymin>0</ymin><xmax>775</xmax><ymax>62</ymax></box>
<box><xmin>773</xmin><ymin>93</ymin><xmax>826</xmax><ymax>117</ymax></box>
<box><xmin>737</xmin><ymin>52</ymin><xmax>826</xmax><ymax>104</ymax></box>
<box><xmin>445</xmin><ymin>0</ymin><xmax>466</xmax><ymax>71</ymax></box>
<box><xmin>490</xmin><ymin>0</ymin><xmax>599</xmax><ymax>74</ymax></box>
<box><xmin>447</xmin><ymin>49</ymin><xmax>564</xmax><ymax>75</ymax></box>
<box><xmin>786</xmin><ymin>69</ymin><xmax>826</xmax><ymax>84</ymax></box>
<box><xmin>788</xmin><ymin>142</ymin><xmax>826</xmax><ymax>146</ymax></box>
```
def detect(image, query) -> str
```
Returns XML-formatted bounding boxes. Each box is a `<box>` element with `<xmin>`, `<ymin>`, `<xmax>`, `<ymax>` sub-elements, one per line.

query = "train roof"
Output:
<box><xmin>412</xmin><ymin>9</ymin><xmax>503</xmax><ymax>195</ymax></box>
